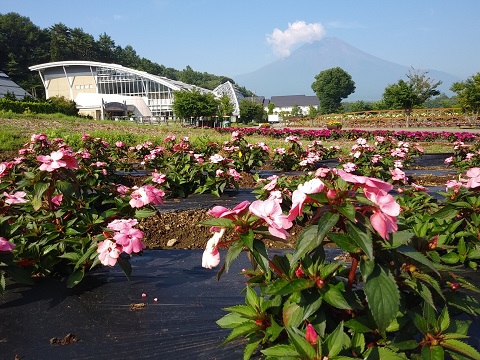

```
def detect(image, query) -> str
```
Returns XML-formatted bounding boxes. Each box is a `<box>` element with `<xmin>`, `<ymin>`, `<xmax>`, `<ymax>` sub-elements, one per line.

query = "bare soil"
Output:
<box><xmin>138</xmin><ymin>171</ymin><xmax>453</xmax><ymax>251</ymax></box>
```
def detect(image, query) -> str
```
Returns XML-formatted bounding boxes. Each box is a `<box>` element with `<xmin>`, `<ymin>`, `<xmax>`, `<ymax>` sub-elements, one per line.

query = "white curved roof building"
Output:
<box><xmin>29</xmin><ymin>61</ymin><xmax>212</xmax><ymax>120</ymax></box>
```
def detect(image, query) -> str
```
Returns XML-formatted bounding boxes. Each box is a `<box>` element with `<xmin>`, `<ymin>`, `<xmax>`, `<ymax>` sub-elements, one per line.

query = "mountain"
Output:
<box><xmin>233</xmin><ymin>37</ymin><xmax>460</xmax><ymax>101</ymax></box>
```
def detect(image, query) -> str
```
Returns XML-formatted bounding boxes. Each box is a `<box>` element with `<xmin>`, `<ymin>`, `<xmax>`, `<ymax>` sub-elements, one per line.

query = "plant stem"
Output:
<box><xmin>347</xmin><ymin>254</ymin><xmax>359</xmax><ymax>290</ymax></box>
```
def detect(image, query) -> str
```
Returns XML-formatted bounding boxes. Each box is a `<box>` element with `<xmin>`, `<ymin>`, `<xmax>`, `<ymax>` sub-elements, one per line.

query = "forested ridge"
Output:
<box><xmin>0</xmin><ymin>12</ymin><xmax>252</xmax><ymax>99</ymax></box>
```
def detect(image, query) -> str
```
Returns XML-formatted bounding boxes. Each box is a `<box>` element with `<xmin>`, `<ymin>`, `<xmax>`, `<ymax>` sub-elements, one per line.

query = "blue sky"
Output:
<box><xmin>2</xmin><ymin>0</ymin><xmax>480</xmax><ymax>80</ymax></box>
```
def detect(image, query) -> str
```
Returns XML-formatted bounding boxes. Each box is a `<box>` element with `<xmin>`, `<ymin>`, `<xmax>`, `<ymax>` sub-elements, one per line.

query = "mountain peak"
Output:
<box><xmin>234</xmin><ymin>37</ymin><xmax>459</xmax><ymax>101</ymax></box>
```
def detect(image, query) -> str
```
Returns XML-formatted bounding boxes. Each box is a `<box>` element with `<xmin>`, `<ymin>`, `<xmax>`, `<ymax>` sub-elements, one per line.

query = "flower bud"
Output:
<box><xmin>305</xmin><ymin>324</ymin><xmax>318</xmax><ymax>345</ymax></box>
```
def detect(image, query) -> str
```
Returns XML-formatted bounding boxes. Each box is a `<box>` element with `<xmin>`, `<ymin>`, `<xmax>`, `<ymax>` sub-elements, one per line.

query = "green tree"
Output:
<box><xmin>267</xmin><ymin>102</ymin><xmax>275</xmax><ymax>115</ymax></box>
<box><xmin>450</xmin><ymin>73</ymin><xmax>480</xmax><ymax>117</ymax></box>
<box><xmin>218</xmin><ymin>95</ymin><xmax>234</xmax><ymax>117</ymax></box>
<box><xmin>290</xmin><ymin>104</ymin><xmax>302</xmax><ymax>117</ymax></box>
<box><xmin>311</xmin><ymin>67</ymin><xmax>355</xmax><ymax>114</ymax></box>
<box><xmin>172</xmin><ymin>89</ymin><xmax>219</xmax><ymax>121</ymax></box>
<box><xmin>307</xmin><ymin>104</ymin><xmax>318</xmax><ymax>126</ymax></box>
<box><xmin>239</xmin><ymin>99</ymin><xmax>265</xmax><ymax>124</ymax></box>
<box><xmin>382</xmin><ymin>69</ymin><xmax>441</xmax><ymax>126</ymax></box>
<box><xmin>348</xmin><ymin>100</ymin><xmax>373</xmax><ymax>112</ymax></box>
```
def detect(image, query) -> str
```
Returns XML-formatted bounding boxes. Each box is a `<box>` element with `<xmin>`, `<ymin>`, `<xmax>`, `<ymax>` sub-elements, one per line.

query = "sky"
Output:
<box><xmin>2</xmin><ymin>0</ymin><xmax>480</xmax><ymax>80</ymax></box>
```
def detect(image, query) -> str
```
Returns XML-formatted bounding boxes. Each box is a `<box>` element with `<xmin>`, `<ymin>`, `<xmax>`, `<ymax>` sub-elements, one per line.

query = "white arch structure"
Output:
<box><xmin>29</xmin><ymin>60</ymin><xmax>212</xmax><ymax>120</ymax></box>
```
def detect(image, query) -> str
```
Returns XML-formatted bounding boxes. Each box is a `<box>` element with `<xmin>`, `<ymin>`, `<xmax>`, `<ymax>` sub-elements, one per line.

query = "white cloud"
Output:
<box><xmin>266</xmin><ymin>21</ymin><xmax>326</xmax><ymax>58</ymax></box>
<box><xmin>113</xmin><ymin>14</ymin><xmax>124</xmax><ymax>21</ymax></box>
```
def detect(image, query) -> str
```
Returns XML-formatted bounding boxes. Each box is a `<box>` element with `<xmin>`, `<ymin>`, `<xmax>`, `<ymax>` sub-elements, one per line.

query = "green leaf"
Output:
<box><xmin>345</xmin><ymin>317</ymin><xmax>374</xmax><ymax>333</ymax></box>
<box><xmin>245</xmin><ymin>286</ymin><xmax>259</xmax><ymax>310</ymax></box>
<box><xmin>117</xmin><ymin>256</ymin><xmax>132</xmax><ymax>279</ymax></box>
<box><xmin>397</xmin><ymin>245</ymin><xmax>440</xmax><ymax>276</ymax></box>
<box><xmin>199</xmin><ymin>218</ymin><xmax>234</xmax><ymax>228</ymax></box>
<box><xmin>346</xmin><ymin>221</ymin><xmax>373</xmax><ymax>260</ymax></box>
<box><xmin>283</xmin><ymin>302</ymin><xmax>303</xmax><ymax>328</ymax></box>
<box><xmin>265</xmin><ymin>316</ymin><xmax>284</xmax><ymax>342</ymax></box>
<box><xmin>442</xmin><ymin>338</ymin><xmax>480</xmax><ymax>359</ymax></box>
<box><xmin>221</xmin><ymin>321</ymin><xmax>258</xmax><ymax>344</ymax></box>
<box><xmin>286</xmin><ymin>327</ymin><xmax>317</xmax><ymax>360</ymax></box>
<box><xmin>421</xmin><ymin>344</ymin><xmax>445</xmax><ymax>360</ymax></box>
<box><xmin>291</xmin><ymin>212</ymin><xmax>339</xmax><ymax>265</ymax></box>
<box><xmin>224</xmin><ymin>240</ymin><xmax>244</xmax><ymax>273</ymax></box>
<box><xmin>66</xmin><ymin>268</ymin><xmax>84</xmax><ymax>288</ymax></box>
<box><xmin>244</xmin><ymin>339</ymin><xmax>261</xmax><ymax>360</ymax></box>
<box><xmin>324</xmin><ymin>322</ymin><xmax>345</xmax><ymax>357</ymax></box>
<box><xmin>438</xmin><ymin>307</ymin><xmax>450</xmax><ymax>333</ymax></box>
<box><xmin>431</xmin><ymin>205</ymin><xmax>458</xmax><ymax>221</ymax></box>
<box><xmin>223</xmin><ymin>304</ymin><xmax>258</xmax><ymax>319</ymax></box>
<box><xmin>388</xmin><ymin>231</ymin><xmax>415</xmax><ymax>248</ymax></box>
<box><xmin>377</xmin><ymin>347</ymin><xmax>409</xmax><ymax>359</ymax></box>
<box><xmin>275</xmin><ymin>278</ymin><xmax>312</xmax><ymax>295</ymax></box>
<box><xmin>261</xmin><ymin>344</ymin><xmax>299</xmax><ymax>357</ymax></box>
<box><xmin>323</xmin><ymin>284</ymin><xmax>352</xmax><ymax>310</ymax></box>
<box><xmin>134</xmin><ymin>208</ymin><xmax>157</xmax><ymax>219</ymax></box>
<box><xmin>364</xmin><ymin>265</ymin><xmax>400</xmax><ymax>333</ymax></box>
<box><xmin>58</xmin><ymin>252</ymin><xmax>81</xmax><ymax>262</ymax></box>
<box><xmin>216</xmin><ymin>313</ymin><xmax>247</xmax><ymax>328</ymax></box>
<box><xmin>351</xmin><ymin>332</ymin><xmax>366</xmax><ymax>356</ymax></box>
<box><xmin>251</xmin><ymin>239</ymin><xmax>270</xmax><ymax>274</ymax></box>
<box><xmin>440</xmin><ymin>252</ymin><xmax>460</xmax><ymax>264</ymax></box>
<box><xmin>34</xmin><ymin>181</ymin><xmax>50</xmax><ymax>199</ymax></box>
<box><xmin>327</xmin><ymin>233</ymin><xmax>359</xmax><ymax>253</ymax></box>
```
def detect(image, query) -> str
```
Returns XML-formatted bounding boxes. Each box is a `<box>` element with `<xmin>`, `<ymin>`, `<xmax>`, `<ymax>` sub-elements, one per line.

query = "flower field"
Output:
<box><xmin>2</xmin><ymin>117</ymin><xmax>480</xmax><ymax>358</ymax></box>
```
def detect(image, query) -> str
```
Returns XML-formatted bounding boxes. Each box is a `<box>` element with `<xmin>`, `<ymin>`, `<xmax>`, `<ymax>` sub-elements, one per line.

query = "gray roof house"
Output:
<box><xmin>0</xmin><ymin>71</ymin><xmax>30</xmax><ymax>99</ymax></box>
<box><xmin>269</xmin><ymin>95</ymin><xmax>319</xmax><ymax>114</ymax></box>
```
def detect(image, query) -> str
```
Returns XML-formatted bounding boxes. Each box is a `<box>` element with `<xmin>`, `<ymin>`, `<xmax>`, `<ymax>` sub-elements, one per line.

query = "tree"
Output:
<box><xmin>311</xmin><ymin>67</ymin><xmax>355</xmax><ymax>114</ymax></box>
<box><xmin>172</xmin><ymin>89</ymin><xmax>219</xmax><ymax>121</ymax></box>
<box><xmin>307</xmin><ymin>105</ymin><xmax>318</xmax><ymax>126</ymax></box>
<box><xmin>291</xmin><ymin>104</ymin><xmax>302</xmax><ymax>117</ymax></box>
<box><xmin>218</xmin><ymin>95</ymin><xmax>234</xmax><ymax>117</ymax></box>
<box><xmin>239</xmin><ymin>99</ymin><xmax>265</xmax><ymax>124</ymax></box>
<box><xmin>267</xmin><ymin>102</ymin><xmax>275</xmax><ymax>115</ymax></box>
<box><xmin>382</xmin><ymin>69</ymin><xmax>441</xmax><ymax>126</ymax></box>
<box><xmin>450</xmin><ymin>73</ymin><xmax>480</xmax><ymax>117</ymax></box>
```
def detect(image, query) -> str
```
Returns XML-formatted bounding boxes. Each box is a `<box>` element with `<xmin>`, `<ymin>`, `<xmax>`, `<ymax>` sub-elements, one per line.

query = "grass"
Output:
<box><xmin>0</xmin><ymin>114</ymin><xmax>463</xmax><ymax>154</ymax></box>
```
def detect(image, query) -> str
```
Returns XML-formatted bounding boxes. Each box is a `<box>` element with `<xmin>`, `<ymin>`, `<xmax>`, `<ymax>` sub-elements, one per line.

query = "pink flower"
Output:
<box><xmin>209</xmin><ymin>154</ymin><xmax>225</xmax><ymax>163</ymax></box>
<box><xmin>465</xmin><ymin>167</ymin><xmax>480</xmax><ymax>188</ymax></box>
<box><xmin>51</xmin><ymin>194</ymin><xmax>63</xmax><ymax>207</ymax></box>
<box><xmin>342</xmin><ymin>162</ymin><xmax>357</xmax><ymax>173</ymax></box>
<box><xmin>37</xmin><ymin>150</ymin><xmax>78</xmax><ymax>172</ymax></box>
<box><xmin>129</xmin><ymin>186</ymin><xmax>164</xmax><ymax>208</ymax></box>
<box><xmin>370</xmin><ymin>210</ymin><xmax>398</xmax><ymax>239</ymax></box>
<box><xmin>250</xmin><ymin>199</ymin><xmax>292</xmax><ymax>239</ymax></box>
<box><xmin>113</xmin><ymin>226</ymin><xmax>145</xmax><ymax>254</ymax></box>
<box><xmin>97</xmin><ymin>240</ymin><xmax>122</xmax><ymax>266</ymax></box>
<box><xmin>3</xmin><ymin>191</ymin><xmax>28</xmax><ymax>205</ymax></box>
<box><xmin>116</xmin><ymin>184</ymin><xmax>130</xmax><ymax>195</ymax></box>
<box><xmin>288</xmin><ymin>178</ymin><xmax>325</xmax><ymax>221</ymax></box>
<box><xmin>228</xmin><ymin>168</ymin><xmax>241</xmax><ymax>181</ymax></box>
<box><xmin>263</xmin><ymin>175</ymin><xmax>278</xmax><ymax>191</ymax></box>
<box><xmin>445</xmin><ymin>179</ymin><xmax>463</xmax><ymax>191</ymax></box>
<box><xmin>411</xmin><ymin>183</ymin><xmax>427</xmax><ymax>192</ymax></box>
<box><xmin>390</xmin><ymin>168</ymin><xmax>406</xmax><ymax>182</ymax></box>
<box><xmin>0</xmin><ymin>237</ymin><xmax>15</xmax><ymax>252</ymax></box>
<box><xmin>338</xmin><ymin>170</ymin><xmax>393</xmax><ymax>193</ymax></box>
<box><xmin>444</xmin><ymin>156</ymin><xmax>453</xmax><ymax>165</ymax></box>
<box><xmin>115</xmin><ymin>141</ymin><xmax>125</xmax><ymax>148</ymax></box>
<box><xmin>143</xmin><ymin>185</ymin><xmax>164</xmax><ymax>205</ymax></box>
<box><xmin>107</xmin><ymin>218</ymin><xmax>138</xmax><ymax>232</ymax></box>
<box><xmin>202</xmin><ymin>229</ymin><xmax>225</xmax><ymax>269</ymax></box>
<box><xmin>151</xmin><ymin>170</ymin><xmax>166</xmax><ymax>184</ymax></box>
<box><xmin>0</xmin><ymin>162</ymin><xmax>13</xmax><ymax>178</ymax></box>
<box><xmin>208</xmin><ymin>201</ymin><xmax>250</xmax><ymax>220</ymax></box>
<box><xmin>305</xmin><ymin>324</ymin><xmax>319</xmax><ymax>345</ymax></box>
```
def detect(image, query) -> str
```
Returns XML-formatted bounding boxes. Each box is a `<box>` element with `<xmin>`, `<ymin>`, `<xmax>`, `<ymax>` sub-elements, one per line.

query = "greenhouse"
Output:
<box><xmin>29</xmin><ymin>61</ymin><xmax>212</xmax><ymax>121</ymax></box>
